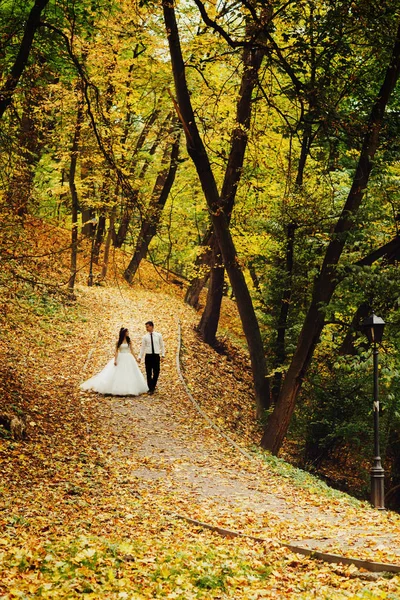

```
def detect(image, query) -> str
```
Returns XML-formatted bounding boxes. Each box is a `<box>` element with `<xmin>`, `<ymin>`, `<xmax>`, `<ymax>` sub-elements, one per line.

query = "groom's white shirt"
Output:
<box><xmin>139</xmin><ymin>331</ymin><xmax>165</xmax><ymax>359</ymax></box>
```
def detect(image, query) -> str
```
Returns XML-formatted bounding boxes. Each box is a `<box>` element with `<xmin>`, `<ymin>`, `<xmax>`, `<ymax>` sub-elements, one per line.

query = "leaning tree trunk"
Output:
<box><xmin>112</xmin><ymin>106</ymin><xmax>160</xmax><ymax>247</ymax></box>
<box><xmin>113</xmin><ymin>109</ymin><xmax>159</xmax><ymax>247</ymax></box>
<box><xmin>68</xmin><ymin>93</ymin><xmax>84</xmax><ymax>294</ymax></box>
<box><xmin>197</xmin><ymin>258</ymin><xmax>225</xmax><ymax>345</ymax></box>
<box><xmin>261</xmin><ymin>22</ymin><xmax>400</xmax><ymax>453</ymax></box>
<box><xmin>338</xmin><ymin>235</ymin><xmax>400</xmax><ymax>355</ymax></box>
<box><xmin>163</xmin><ymin>0</ymin><xmax>270</xmax><ymax>416</ymax></box>
<box><xmin>0</xmin><ymin>0</ymin><xmax>49</xmax><ymax>119</ymax></box>
<box><xmin>185</xmin><ymin>225</ymin><xmax>213</xmax><ymax>309</ymax></box>
<box><xmin>196</xmin><ymin>25</ymin><xmax>266</xmax><ymax>346</ymax></box>
<box><xmin>114</xmin><ymin>112</ymin><xmax>171</xmax><ymax>248</ymax></box>
<box><xmin>124</xmin><ymin>125</ymin><xmax>181</xmax><ymax>282</ymax></box>
<box><xmin>185</xmin><ymin>15</ymin><xmax>268</xmax><ymax>312</ymax></box>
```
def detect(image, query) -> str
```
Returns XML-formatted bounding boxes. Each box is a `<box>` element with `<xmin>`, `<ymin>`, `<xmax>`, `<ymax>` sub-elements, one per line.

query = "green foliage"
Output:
<box><xmin>0</xmin><ymin>424</ymin><xmax>11</xmax><ymax>439</ymax></box>
<box><xmin>0</xmin><ymin>532</ymin><xmax>276</xmax><ymax>598</ymax></box>
<box><xmin>253</xmin><ymin>446</ymin><xmax>363</xmax><ymax>504</ymax></box>
<box><xmin>2</xmin><ymin>0</ymin><xmax>400</xmax><ymax>505</ymax></box>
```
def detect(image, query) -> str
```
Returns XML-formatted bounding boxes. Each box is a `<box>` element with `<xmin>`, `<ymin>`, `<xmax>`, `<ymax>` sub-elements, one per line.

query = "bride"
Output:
<box><xmin>80</xmin><ymin>327</ymin><xmax>148</xmax><ymax>396</ymax></box>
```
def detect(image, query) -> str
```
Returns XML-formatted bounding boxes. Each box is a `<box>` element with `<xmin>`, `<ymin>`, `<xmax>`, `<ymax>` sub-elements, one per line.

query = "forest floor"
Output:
<box><xmin>1</xmin><ymin>219</ymin><xmax>400</xmax><ymax>598</ymax></box>
<box><xmin>1</xmin><ymin>271</ymin><xmax>400</xmax><ymax>598</ymax></box>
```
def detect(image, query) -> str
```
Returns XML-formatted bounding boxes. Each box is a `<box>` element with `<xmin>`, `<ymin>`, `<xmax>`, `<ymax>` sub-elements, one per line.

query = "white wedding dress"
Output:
<box><xmin>80</xmin><ymin>343</ymin><xmax>148</xmax><ymax>396</ymax></box>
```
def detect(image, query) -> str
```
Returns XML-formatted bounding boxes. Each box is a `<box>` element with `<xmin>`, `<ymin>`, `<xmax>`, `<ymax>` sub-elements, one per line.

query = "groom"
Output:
<box><xmin>138</xmin><ymin>321</ymin><xmax>165</xmax><ymax>395</ymax></box>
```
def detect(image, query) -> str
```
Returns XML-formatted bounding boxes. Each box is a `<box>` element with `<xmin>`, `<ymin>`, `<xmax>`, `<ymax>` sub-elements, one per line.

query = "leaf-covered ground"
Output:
<box><xmin>1</xmin><ymin>220</ymin><xmax>400</xmax><ymax>598</ymax></box>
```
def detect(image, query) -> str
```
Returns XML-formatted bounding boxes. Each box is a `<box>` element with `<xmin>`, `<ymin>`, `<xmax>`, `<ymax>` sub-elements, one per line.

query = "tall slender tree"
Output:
<box><xmin>163</xmin><ymin>0</ymin><xmax>270</xmax><ymax>416</ymax></box>
<box><xmin>124</xmin><ymin>123</ymin><xmax>182</xmax><ymax>282</ymax></box>
<box><xmin>197</xmin><ymin>23</ymin><xmax>266</xmax><ymax>346</ymax></box>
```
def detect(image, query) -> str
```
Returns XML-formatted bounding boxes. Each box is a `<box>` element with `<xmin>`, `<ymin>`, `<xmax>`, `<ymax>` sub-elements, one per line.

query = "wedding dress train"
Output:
<box><xmin>80</xmin><ymin>343</ymin><xmax>148</xmax><ymax>396</ymax></box>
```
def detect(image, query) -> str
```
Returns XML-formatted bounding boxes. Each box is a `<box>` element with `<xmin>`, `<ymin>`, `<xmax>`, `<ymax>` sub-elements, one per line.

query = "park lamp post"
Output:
<box><xmin>363</xmin><ymin>313</ymin><xmax>385</xmax><ymax>510</ymax></box>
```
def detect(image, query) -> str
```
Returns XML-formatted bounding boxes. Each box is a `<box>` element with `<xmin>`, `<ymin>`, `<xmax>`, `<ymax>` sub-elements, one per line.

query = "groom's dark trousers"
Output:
<box><xmin>145</xmin><ymin>353</ymin><xmax>160</xmax><ymax>392</ymax></box>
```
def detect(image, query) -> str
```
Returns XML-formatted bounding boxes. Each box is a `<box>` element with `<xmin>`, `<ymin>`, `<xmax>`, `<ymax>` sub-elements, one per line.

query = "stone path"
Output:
<box><xmin>80</xmin><ymin>285</ymin><xmax>400</xmax><ymax>572</ymax></box>
<box><xmin>99</xmin><ymin>393</ymin><xmax>400</xmax><ymax>570</ymax></box>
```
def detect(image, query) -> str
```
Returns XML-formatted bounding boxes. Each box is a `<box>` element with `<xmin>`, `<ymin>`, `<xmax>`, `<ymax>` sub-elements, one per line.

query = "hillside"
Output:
<box><xmin>1</xmin><ymin>218</ymin><xmax>400</xmax><ymax>598</ymax></box>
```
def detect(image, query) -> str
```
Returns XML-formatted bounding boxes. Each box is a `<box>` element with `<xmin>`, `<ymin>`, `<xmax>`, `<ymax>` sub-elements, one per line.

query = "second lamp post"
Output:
<box><xmin>363</xmin><ymin>313</ymin><xmax>385</xmax><ymax>510</ymax></box>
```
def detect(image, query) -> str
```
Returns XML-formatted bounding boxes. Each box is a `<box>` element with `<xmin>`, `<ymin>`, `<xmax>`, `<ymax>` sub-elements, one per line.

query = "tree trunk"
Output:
<box><xmin>93</xmin><ymin>213</ymin><xmax>106</xmax><ymax>265</ymax></box>
<box><xmin>163</xmin><ymin>0</ymin><xmax>269</xmax><ymax>416</ymax></box>
<box><xmin>271</xmin><ymin>221</ymin><xmax>297</xmax><ymax>402</ymax></box>
<box><xmin>194</xmin><ymin>22</ymin><xmax>266</xmax><ymax>347</ymax></box>
<box><xmin>114</xmin><ymin>112</ymin><xmax>170</xmax><ymax>248</ymax></box>
<box><xmin>81</xmin><ymin>207</ymin><xmax>95</xmax><ymax>236</ymax></box>
<box><xmin>185</xmin><ymin>267</ymin><xmax>211</xmax><ymax>309</ymax></box>
<box><xmin>101</xmin><ymin>206</ymin><xmax>117</xmax><ymax>280</ymax></box>
<box><xmin>338</xmin><ymin>236</ymin><xmax>400</xmax><ymax>355</ymax></box>
<box><xmin>261</xmin><ymin>22</ymin><xmax>400</xmax><ymax>453</ymax></box>
<box><xmin>357</xmin><ymin>235</ymin><xmax>400</xmax><ymax>266</ymax></box>
<box><xmin>185</xmin><ymin>226</ymin><xmax>213</xmax><ymax>308</ymax></box>
<box><xmin>124</xmin><ymin>125</ymin><xmax>181</xmax><ymax>282</ymax></box>
<box><xmin>68</xmin><ymin>94</ymin><xmax>84</xmax><ymax>294</ymax></box>
<box><xmin>197</xmin><ymin>261</ymin><xmax>225</xmax><ymax>345</ymax></box>
<box><xmin>112</xmin><ymin>107</ymin><xmax>159</xmax><ymax>246</ymax></box>
<box><xmin>5</xmin><ymin>104</ymin><xmax>40</xmax><ymax>216</ymax></box>
<box><xmin>0</xmin><ymin>0</ymin><xmax>49</xmax><ymax>119</ymax></box>
<box><xmin>339</xmin><ymin>302</ymin><xmax>370</xmax><ymax>356</ymax></box>
<box><xmin>271</xmin><ymin>119</ymin><xmax>312</xmax><ymax>400</ymax></box>
<box><xmin>80</xmin><ymin>155</ymin><xmax>95</xmax><ymax>235</ymax></box>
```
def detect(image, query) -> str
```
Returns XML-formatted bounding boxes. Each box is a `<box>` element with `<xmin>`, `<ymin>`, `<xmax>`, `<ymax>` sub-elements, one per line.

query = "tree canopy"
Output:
<box><xmin>1</xmin><ymin>0</ymin><xmax>400</xmax><ymax>508</ymax></box>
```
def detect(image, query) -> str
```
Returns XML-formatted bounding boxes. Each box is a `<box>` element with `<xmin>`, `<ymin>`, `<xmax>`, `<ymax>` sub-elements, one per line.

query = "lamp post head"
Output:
<box><xmin>362</xmin><ymin>313</ymin><xmax>385</xmax><ymax>344</ymax></box>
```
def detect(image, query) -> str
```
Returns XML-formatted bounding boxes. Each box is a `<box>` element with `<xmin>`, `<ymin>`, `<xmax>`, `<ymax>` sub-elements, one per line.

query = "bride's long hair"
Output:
<box><xmin>117</xmin><ymin>327</ymin><xmax>130</xmax><ymax>349</ymax></box>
